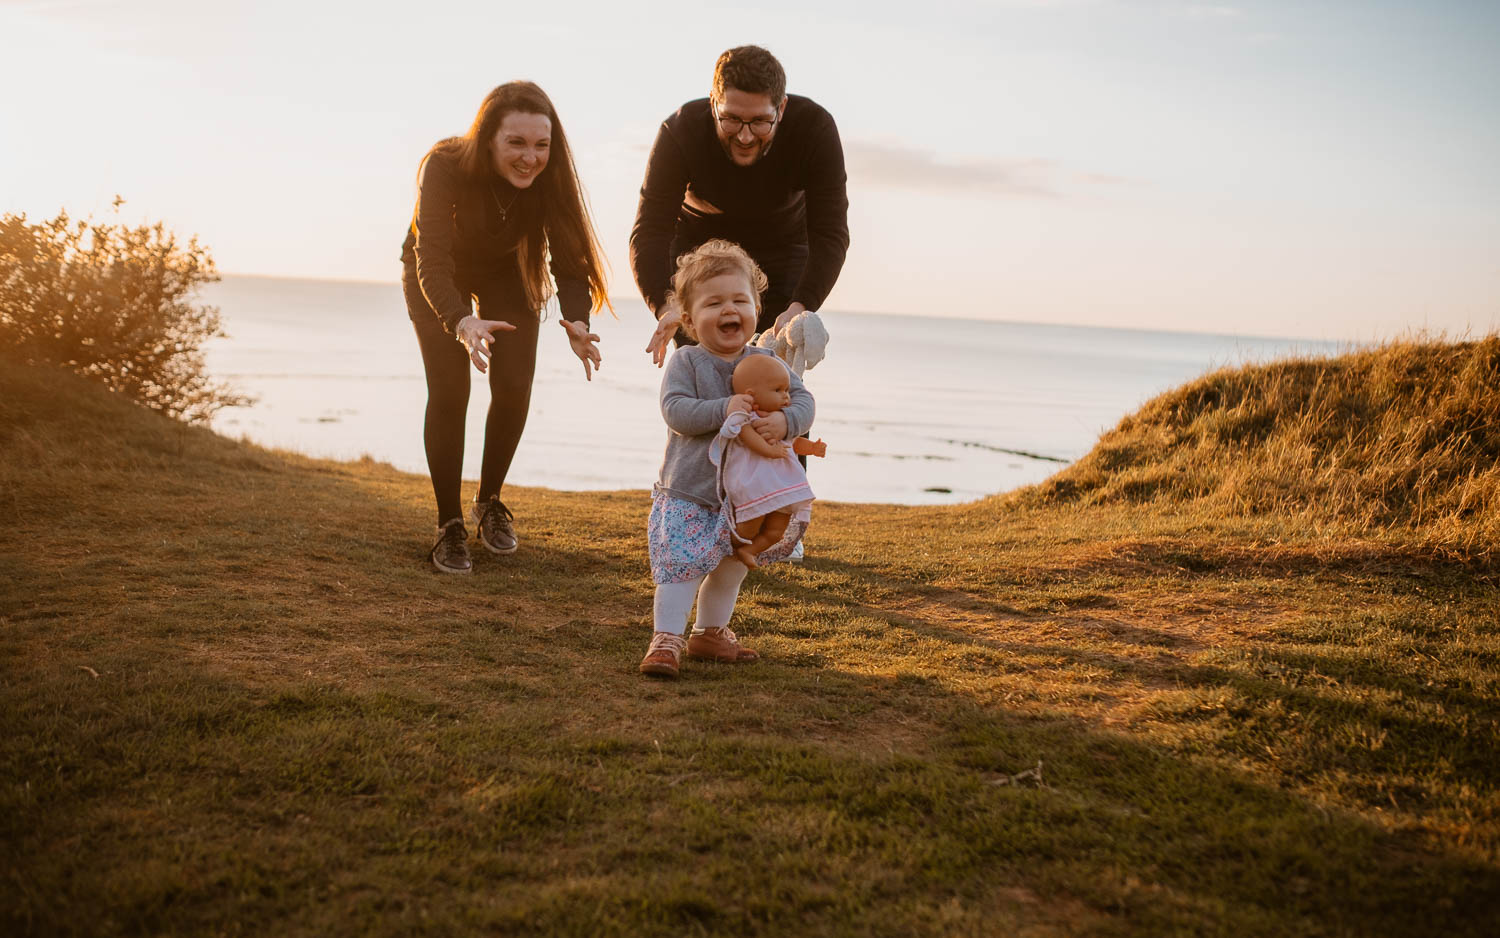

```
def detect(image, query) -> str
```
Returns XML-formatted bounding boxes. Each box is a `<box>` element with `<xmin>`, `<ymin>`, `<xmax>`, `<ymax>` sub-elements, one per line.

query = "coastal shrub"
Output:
<box><xmin>1024</xmin><ymin>337</ymin><xmax>1500</xmax><ymax>558</ymax></box>
<box><xmin>0</xmin><ymin>205</ymin><xmax>245</xmax><ymax>424</ymax></box>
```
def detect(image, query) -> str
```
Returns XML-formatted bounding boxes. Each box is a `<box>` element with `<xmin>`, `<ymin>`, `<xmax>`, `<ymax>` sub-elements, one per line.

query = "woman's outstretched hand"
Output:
<box><xmin>456</xmin><ymin>315</ymin><xmax>517</xmax><ymax>374</ymax></box>
<box><xmin>560</xmin><ymin>319</ymin><xmax>602</xmax><ymax>381</ymax></box>
<box><xmin>645</xmin><ymin>304</ymin><xmax>682</xmax><ymax>368</ymax></box>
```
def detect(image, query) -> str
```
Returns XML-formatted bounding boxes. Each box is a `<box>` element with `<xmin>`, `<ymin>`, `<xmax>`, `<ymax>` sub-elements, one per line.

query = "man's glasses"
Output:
<box><xmin>716</xmin><ymin>115</ymin><xmax>777</xmax><ymax>137</ymax></box>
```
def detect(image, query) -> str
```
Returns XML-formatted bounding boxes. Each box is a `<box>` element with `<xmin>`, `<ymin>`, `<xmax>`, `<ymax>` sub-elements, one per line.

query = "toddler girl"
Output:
<box><xmin>639</xmin><ymin>240</ymin><xmax>816</xmax><ymax>679</ymax></box>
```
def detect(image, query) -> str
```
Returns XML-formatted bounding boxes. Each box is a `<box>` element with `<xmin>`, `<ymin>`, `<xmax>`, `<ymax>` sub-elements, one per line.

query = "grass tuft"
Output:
<box><xmin>1023</xmin><ymin>336</ymin><xmax>1500</xmax><ymax>560</ymax></box>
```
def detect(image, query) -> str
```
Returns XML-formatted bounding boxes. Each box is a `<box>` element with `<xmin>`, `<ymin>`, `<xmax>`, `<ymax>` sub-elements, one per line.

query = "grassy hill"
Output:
<box><xmin>1023</xmin><ymin>336</ymin><xmax>1500</xmax><ymax>559</ymax></box>
<box><xmin>2</xmin><ymin>343</ymin><xmax>1497</xmax><ymax>937</ymax></box>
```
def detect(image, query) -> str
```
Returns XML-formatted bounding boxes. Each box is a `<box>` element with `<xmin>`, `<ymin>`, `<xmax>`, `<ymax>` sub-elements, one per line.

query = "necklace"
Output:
<box><xmin>489</xmin><ymin>182</ymin><xmax>521</xmax><ymax>223</ymax></box>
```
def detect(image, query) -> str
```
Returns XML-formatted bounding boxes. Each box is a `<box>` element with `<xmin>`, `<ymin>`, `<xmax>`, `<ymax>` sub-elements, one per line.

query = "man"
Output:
<box><xmin>632</xmin><ymin>44</ymin><xmax>850</xmax><ymax>362</ymax></box>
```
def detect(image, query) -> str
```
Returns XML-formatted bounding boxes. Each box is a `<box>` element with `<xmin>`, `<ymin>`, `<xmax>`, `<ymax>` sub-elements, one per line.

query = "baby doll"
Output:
<box><xmin>713</xmin><ymin>354</ymin><xmax>828</xmax><ymax>569</ymax></box>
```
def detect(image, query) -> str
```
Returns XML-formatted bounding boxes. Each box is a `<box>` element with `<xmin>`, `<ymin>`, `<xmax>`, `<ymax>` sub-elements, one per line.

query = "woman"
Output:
<box><xmin>402</xmin><ymin>81</ymin><xmax>610</xmax><ymax>573</ymax></box>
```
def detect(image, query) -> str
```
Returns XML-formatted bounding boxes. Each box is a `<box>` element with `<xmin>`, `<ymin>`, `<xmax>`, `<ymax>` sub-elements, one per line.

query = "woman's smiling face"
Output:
<box><xmin>490</xmin><ymin>111</ymin><xmax>551</xmax><ymax>188</ymax></box>
<box><xmin>687</xmin><ymin>272</ymin><xmax>758</xmax><ymax>358</ymax></box>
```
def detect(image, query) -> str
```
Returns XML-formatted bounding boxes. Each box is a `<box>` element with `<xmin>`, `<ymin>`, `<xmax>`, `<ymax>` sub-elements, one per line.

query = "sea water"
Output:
<box><xmin>202</xmin><ymin>275</ymin><xmax>1340</xmax><ymax>505</ymax></box>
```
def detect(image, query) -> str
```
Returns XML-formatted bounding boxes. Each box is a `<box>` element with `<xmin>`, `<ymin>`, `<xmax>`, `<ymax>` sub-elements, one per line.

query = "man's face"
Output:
<box><xmin>713</xmin><ymin>88</ymin><xmax>786</xmax><ymax>167</ymax></box>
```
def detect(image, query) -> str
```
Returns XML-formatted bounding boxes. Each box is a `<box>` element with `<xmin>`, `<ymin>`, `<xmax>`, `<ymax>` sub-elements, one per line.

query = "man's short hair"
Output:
<box><xmin>711</xmin><ymin>45</ymin><xmax>787</xmax><ymax>107</ymax></box>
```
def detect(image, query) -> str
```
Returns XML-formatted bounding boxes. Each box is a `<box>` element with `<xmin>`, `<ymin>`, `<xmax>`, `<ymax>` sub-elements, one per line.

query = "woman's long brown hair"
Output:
<box><xmin>436</xmin><ymin>81</ymin><xmax>611</xmax><ymax>316</ymax></box>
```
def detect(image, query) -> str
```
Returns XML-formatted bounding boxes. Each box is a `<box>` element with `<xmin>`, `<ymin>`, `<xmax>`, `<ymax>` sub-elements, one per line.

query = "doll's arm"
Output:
<box><xmin>792</xmin><ymin>437</ymin><xmax>828</xmax><ymax>458</ymax></box>
<box><xmin>736</xmin><ymin>423</ymin><xmax>788</xmax><ymax>459</ymax></box>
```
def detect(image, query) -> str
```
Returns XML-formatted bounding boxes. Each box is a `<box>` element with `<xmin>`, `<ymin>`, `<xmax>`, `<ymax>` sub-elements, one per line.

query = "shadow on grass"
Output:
<box><xmin>5</xmin><ymin>636</ymin><xmax>1498</xmax><ymax>937</ymax></box>
<box><xmin>769</xmin><ymin>585</ymin><xmax>1500</xmax><ymax>773</ymax></box>
<box><xmin>3</xmin><ymin>364</ymin><xmax>1497</xmax><ymax>936</ymax></box>
<box><xmin>1097</xmin><ymin>538</ymin><xmax>1499</xmax><ymax>583</ymax></box>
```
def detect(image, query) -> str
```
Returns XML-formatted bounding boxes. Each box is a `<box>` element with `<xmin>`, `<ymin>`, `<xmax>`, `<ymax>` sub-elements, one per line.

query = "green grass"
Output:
<box><xmin>2</xmin><ymin>352</ymin><xmax>1497</xmax><ymax>936</ymax></box>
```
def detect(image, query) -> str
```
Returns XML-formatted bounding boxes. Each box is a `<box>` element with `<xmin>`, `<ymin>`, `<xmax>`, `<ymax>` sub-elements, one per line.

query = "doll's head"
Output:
<box><xmin>667</xmin><ymin>239</ymin><xmax>768</xmax><ymax>357</ymax></box>
<box><xmin>732</xmin><ymin>353</ymin><xmax>792</xmax><ymax>414</ymax></box>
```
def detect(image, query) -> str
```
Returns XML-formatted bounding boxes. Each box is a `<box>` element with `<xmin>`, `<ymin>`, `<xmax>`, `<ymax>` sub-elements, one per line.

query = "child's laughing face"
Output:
<box><xmin>688</xmin><ymin>272</ymin><xmax>758</xmax><ymax>359</ymax></box>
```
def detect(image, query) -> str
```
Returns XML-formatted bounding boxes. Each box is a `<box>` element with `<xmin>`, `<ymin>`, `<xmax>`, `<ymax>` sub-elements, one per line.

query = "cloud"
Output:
<box><xmin>845</xmin><ymin>142</ymin><xmax>1135</xmax><ymax>198</ymax></box>
<box><xmin>1078</xmin><ymin>172</ymin><xmax>1136</xmax><ymax>187</ymax></box>
<box><xmin>846</xmin><ymin>143</ymin><xmax>1062</xmax><ymax>197</ymax></box>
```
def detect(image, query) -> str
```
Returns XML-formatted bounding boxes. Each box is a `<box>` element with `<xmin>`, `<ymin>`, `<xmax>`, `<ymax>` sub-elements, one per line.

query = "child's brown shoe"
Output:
<box><xmin>639</xmin><ymin>631</ymin><xmax>686</xmax><ymax>678</ymax></box>
<box><xmin>686</xmin><ymin>626</ymin><xmax>759</xmax><ymax>663</ymax></box>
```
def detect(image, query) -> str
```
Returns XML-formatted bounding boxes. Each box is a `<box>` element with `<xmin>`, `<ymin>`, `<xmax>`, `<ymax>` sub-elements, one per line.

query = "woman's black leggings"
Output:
<box><xmin>406</xmin><ymin>274</ymin><xmax>539</xmax><ymax>526</ymax></box>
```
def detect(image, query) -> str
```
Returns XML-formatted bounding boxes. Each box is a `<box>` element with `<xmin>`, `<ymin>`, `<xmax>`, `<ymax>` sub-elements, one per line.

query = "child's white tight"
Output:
<box><xmin>652</xmin><ymin>557</ymin><xmax>749</xmax><ymax>636</ymax></box>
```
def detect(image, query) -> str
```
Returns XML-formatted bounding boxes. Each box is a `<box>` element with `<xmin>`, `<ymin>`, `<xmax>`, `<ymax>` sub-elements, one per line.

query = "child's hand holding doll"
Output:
<box><xmin>726</xmin><ymin>393</ymin><xmax>758</xmax><ymax>417</ymax></box>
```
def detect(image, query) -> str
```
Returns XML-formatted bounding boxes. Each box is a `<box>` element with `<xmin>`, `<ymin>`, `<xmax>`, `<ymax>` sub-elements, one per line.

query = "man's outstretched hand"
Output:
<box><xmin>645</xmin><ymin>304</ymin><xmax>682</xmax><ymax>368</ymax></box>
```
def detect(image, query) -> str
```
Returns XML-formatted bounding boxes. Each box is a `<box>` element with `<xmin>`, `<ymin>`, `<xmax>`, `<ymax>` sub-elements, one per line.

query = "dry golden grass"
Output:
<box><xmin>1028</xmin><ymin>336</ymin><xmax>1500</xmax><ymax>559</ymax></box>
<box><xmin>2</xmin><ymin>349</ymin><xmax>1498</xmax><ymax>937</ymax></box>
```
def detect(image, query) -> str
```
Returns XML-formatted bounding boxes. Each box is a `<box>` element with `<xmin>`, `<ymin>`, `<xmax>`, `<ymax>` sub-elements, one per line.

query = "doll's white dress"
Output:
<box><xmin>710</xmin><ymin>410</ymin><xmax>815</xmax><ymax>533</ymax></box>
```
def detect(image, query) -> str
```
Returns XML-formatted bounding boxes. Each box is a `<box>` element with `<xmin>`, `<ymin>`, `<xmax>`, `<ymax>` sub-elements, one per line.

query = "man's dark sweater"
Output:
<box><xmin>629</xmin><ymin>95</ymin><xmax>850</xmax><ymax>317</ymax></box>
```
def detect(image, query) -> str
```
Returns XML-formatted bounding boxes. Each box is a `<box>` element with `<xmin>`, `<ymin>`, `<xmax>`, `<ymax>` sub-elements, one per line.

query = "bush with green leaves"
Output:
<box><xmin>0</xmin><ymin>206</ymin><xmax>246</xmax><ymax>424</ymax></box>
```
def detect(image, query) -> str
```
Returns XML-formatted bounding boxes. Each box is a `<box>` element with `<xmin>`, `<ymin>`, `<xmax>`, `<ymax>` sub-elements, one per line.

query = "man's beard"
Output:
<box><xmin>719</xmin><ymin>134</ymin><xmax>774</xmax><ymax>165</ymax></box>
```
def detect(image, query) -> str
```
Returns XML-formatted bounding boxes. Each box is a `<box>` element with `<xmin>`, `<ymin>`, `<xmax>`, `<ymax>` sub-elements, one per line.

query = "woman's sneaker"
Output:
<box><xmin>472</xmin><ymin>496</ymin><xmax>518</xmax><ymax>554</ymax></box>
<box><xmin>639</xmin><ymin>631</ymin><xmax>686</xmax><ymax>678</ymax></box>
<box><xmin>429</xmin><ymin>518</ymin><xmax>472</xmax><ymax>574</ymax></box>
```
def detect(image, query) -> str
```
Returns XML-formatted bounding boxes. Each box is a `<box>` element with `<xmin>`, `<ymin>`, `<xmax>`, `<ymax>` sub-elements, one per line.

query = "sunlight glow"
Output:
<box><xmin>2</xmin><ymin>0</ymin><xmax>1496</xmax><ymax>341</ymax></box>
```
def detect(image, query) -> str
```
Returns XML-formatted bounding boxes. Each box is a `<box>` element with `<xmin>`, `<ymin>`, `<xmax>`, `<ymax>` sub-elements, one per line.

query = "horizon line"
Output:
<box><xmin>211</xmin><ymin>270</ymin><xmax>1463</xmax><ymax>348</ymax></box>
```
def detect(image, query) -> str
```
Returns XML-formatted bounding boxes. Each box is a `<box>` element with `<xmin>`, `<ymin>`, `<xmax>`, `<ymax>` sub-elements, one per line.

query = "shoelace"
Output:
<box><xmin>647</xmin><ymin>632</ymin><xmax>686</xmax><ymax>657</ymax></box>
<box><xmin>704</xmin><ymin>626</ymin><xmax>739</xmax><ymax>644</ymax></box>
<box><xmin>431</xmin><ymin>521</ymin><xmax>466</xmax><ymax>561</ymax></box>
<box><xmin>480</xmin><ymin>498</ymin><xmax>514</xmax><ymax>528</ymax></box>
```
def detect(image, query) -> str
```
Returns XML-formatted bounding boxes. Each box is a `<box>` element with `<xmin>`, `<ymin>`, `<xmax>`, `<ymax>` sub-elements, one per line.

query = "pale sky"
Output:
<box><xmin>3</xmin><ymin>0</ymin><xmax>1496</xmax><ymax>340</ymax></box>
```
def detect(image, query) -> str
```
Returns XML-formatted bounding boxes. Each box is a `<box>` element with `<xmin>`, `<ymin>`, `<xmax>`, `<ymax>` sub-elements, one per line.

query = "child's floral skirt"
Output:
<box><xmin>648</xmin><ymin>493</ymin><xmax>806</xmax><ymax>584</ymax></box>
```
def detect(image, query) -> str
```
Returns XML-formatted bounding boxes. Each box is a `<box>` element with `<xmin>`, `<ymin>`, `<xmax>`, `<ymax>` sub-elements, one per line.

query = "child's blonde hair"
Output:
<box><xmin>666</xmin><ymin>239</ymin><xmax>768</xmax><ymax>342</ymax></box>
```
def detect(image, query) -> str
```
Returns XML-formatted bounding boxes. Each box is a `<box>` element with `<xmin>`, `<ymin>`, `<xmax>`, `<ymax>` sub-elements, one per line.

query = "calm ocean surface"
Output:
<box><xmin>201</xmin><ymin>275</ymin><xmax>1341</xmax><ymax>505</ymax></box>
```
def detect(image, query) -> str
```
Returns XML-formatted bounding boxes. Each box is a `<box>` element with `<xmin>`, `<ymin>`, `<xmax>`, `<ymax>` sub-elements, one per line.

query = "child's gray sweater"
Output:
<box><xmin>654</xmin><ymin>345</ymin><xmax>815</xmax><ymax>509</ymax></box>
